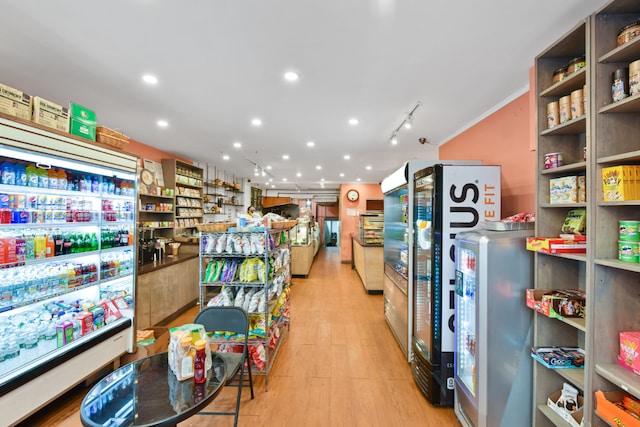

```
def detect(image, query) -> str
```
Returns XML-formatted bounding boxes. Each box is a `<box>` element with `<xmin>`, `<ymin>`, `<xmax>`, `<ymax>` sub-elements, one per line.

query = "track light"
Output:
<box><xmin>388</xmin><ymin>101</ymin><xmax>421</xmax><ymax>145</ymax></box>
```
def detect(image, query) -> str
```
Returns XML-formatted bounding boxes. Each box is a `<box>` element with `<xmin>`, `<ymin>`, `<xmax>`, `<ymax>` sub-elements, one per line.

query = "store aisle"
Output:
<box><xmin>20</xmin><ymin>247</ymin><xmax>459</xmax><ymax>427</ymax></box>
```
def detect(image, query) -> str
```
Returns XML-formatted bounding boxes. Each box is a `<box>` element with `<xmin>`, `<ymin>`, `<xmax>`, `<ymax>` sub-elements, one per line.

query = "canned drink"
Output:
<box><xmin>26</xmin><ymin>194</ymin><xmax>37</xmax><ymax>209</ymax></box>
<box><xmin>37</xmin><ymin>195</ymin><xmax>48</xmax><ymax>209</ymax></box>
<box><xmin>0</xmin><ymin>209</ymin><xmax>11</xmax><ymax>224</ymax></box>
<box><xmin>544</xmin><ymin>152</ymin><xmax>563</xmax><ymax>169</ymax></box>
<box><xmin>11</xmin><ymin>210</ymin><xmax>28</xmax><ymax>224</ymax></box>
<box><xmin>14</xmin><ymin>194</ymin><xmax>26</xmax><ymax>209</ymax></box>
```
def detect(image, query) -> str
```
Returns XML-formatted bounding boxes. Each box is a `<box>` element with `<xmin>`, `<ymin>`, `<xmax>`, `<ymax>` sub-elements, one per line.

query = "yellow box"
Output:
<box><xmin>603</xmin><ymin>166</ymin><xmax>636</xmax><ymax>201</ymax></box>
<box><xmin>0</xmin><ymin>83</ymin><xmax>32</xmax><ymax>120</ymax></box>
<box><xmin>577</xmin><ymin>175</ymin><xmax>586</xmax><ymax>203</ymax></box>
<box><xmin>32</xmin><ymin>96</ymin><xmax>69</xmax><ymax>132</ymax></box>
<box><xmin>550</xmin><ymin>176</ymin><xmax>578</xmax><ymax>204</ymax></box>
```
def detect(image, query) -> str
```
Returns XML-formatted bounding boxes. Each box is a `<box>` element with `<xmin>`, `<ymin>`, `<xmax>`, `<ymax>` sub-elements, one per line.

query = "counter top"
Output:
<box><xmin>137</xmin><ymin>253</ymin><xmax>199</xmax><ymax>275</ymax></box>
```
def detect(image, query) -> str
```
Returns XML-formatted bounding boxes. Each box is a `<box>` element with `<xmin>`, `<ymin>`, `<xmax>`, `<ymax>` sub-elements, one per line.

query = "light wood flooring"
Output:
<box><xmin>18</xmin><ymin>247</ymin><xmax>460</xmax><ymax>427</ymax></box>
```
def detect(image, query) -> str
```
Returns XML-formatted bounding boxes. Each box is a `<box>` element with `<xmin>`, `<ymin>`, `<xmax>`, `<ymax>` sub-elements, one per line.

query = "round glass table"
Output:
<box><xmin>80</xmin><ymin>352</ymin><xmax>226</xmax><ymax>427</ymax></box>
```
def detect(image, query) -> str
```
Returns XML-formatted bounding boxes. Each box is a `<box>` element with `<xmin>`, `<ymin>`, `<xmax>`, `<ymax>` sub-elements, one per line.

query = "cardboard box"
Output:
<box><xmin>596</xmin><ymin>390</ymin><xmax>640</xmax><ymax>427</ymax></box>
<box><xmin>577</xmin><ymin>175</ymin><xmax>586</xmax><ymax>203</ymax></box>
<box><xmin>619</xmin><ymin>331</ymin><xmax>640</xmax><ymax>376</ymax></box>
<box><xmin>0</xmin><ymin>83</ymin><xmax>32</xmax><ymax>120</ymax></box>
<box><xmin>526</xmin><ymin>288</ymin><xmax>585</xmax><ymax>319</ymax></box>
<box><xmin>550</xmin><ymin>176</ymin><xmax>578</xmax><ymax>204</ymax></box>
<box><xmin>548</xmin><ymin>390</ymin><xmax>584</xmax><ymax>427</ymax></box>
<box><xmin>602</xmin><ymin>165</ymin><xmax>638</xmax><ymax>201</ymax></box>
<box><xmin>69</xmin><ymin>102</ymin><xmax>96</xmax><ymax>141</ymax></box>
<box><xmin>32</xmin><ymin>96</ymin><xmax>69</xmax><ymax>132</ymax></box>
<box><xmin>526</xmin><ymin>237</ymin><xmax>587</xmax><ymax>254</ymax></box>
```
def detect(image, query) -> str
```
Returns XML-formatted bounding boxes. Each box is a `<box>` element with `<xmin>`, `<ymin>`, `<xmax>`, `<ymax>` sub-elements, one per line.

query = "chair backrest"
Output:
<box><xmin>194</xmin><ymin>306</ymin><xmax>250</xmax><ymax>336</ymax></box>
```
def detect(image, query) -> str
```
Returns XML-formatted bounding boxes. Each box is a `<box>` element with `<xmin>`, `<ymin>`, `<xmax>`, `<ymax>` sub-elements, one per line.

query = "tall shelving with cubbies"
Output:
<box><xmin>202</xmin><ymin>164</ymin><xmax>244</xmax><ymax>222</ymax></box>
<box><xmin>533</xmin><ymin>19</ymin><xmax>591</xmax><ymax>426</ymax></box>
<box><xmin>161</xmin><ymin>159</ymin><xmax>203</xmax><ymax>236</ymax></box>
<box><xmin>591</xmin><ymin>1</ymin><xmax>640</xmax><ymax>426</ymax></box>
<box><xmin>198</xmin><ymin>227</ymin><xmax>291</xmax><ymax>390</ymax></box>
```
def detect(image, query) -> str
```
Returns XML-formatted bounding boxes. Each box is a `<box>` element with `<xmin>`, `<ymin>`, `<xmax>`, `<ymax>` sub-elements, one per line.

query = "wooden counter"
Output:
<box><xmin>352</xmin><ymin>235</ymin><xmax>383</xmax><ymax>294</ymax></box>
<box><xmin>291</xmin><ymin>242</ymin><xmax>315</xmax><ymax>277</ymax></box>
<box><xmin>136</xmin><ymin>254</ymin><xmax>199</xmax><ymax>329</ymax></box>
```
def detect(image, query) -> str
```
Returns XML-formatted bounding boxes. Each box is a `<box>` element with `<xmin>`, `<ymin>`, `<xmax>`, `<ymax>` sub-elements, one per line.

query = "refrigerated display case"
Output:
<box><xmin>359</xmin><ymin>214</ymin><xmax>384</xmax><ymax>245</ymax></box>
<box><xmin>453</xmin><ymin>229</ymin><xmax>534</xmax><ymax>427</ymax></box>
<box><xmin>0</xmin><ymin>115</ymin><xmax>138</xmax><ymax>425</ymax></box>
<box><xmin>411</xmin><ymin>164</ymin><xmax>500</xmax><ymax>407</ymax></box>
<box><xmin>381</xmin><ymin>160</ymin><xmax>481</xmax><ymax>361</ymax></box>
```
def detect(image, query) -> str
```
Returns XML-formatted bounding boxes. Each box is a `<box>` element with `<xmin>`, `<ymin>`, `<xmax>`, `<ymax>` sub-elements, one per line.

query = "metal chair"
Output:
<box><xmin>194</xmin><ymin>306</ymin><xmax>255</xmax><ymax>426</ymax></box>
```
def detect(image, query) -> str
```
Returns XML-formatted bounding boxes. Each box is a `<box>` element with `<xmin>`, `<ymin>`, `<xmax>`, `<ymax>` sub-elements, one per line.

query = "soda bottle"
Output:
<box><xmin>34</xmin><ymin>231</ymin><xmax>46</xmax><ymax>258</ymax></box>
<box><xmin>83</xmin><ymin>233</ymin><xmax>91</xmax><ymax>252</ymax></box>
<box><xmin>14</xmin><ymin>163</ymin><xmax>26</xmax><ymax>187</ymax></box>
<box><xmin>54</xmin><ymin>233</ymin><xmax>64</xmax><ymax>256</ymax></box>
<box><xmin>90</xmin><ymin>233</ymin><xmax>98</xmax><ymax>252</ymax></box>
<box><xmin>62</xmin><ymin>232</ymin><xmax>72</xmax><ymax>255</ymax></box>
<box><xmin>91</xmin><ymin>176</ymin><xmax>99</xmax><ymax>193</ymax></box>
<box><xmin>70</xmin><ymin>232</ymin><xmax>78</xmax><ymax>253</ymax></box>
<box><xmin>193</xmin><ymin>339</ymin><xmax>207</xmax><ymax>384</ymax></box>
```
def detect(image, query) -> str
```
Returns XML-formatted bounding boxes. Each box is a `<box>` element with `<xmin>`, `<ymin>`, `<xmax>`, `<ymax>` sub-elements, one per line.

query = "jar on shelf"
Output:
<box><xmin>612</xmin><ymin>68</ymin><xmax>629</xmax><ymax>102</ymax></box>
<box><xmin>567</xmin><ymin>56</ymin><xmax>586</xmax><ymax>74</ymax></box>
<box><xmin>559</xmin><ymin>95</ymin><xmax>571</xmax><ymax>124</ymax></box>
<box><xmin>629</xmin><ymin>60</ymin><xmax>640</xmax><ymax>96</ymax></box>
<box><xmin>570</xmin><ymin>88</ymin><xmax>584</xmax><ymax>119</ymax></box>
<box><xmin>617</xmin><ymin>21</ymin><xmax>640</xmax><ymax>47</ymax></box>
<box><xmin>546</xmin><ymin>101</ymin><xmax>560</xmax><ymax>129</ymax></box>
<box><xmin>552</xmin><ymin>67</ymin><xmax>568</xmax><ymax>84</ymax></box>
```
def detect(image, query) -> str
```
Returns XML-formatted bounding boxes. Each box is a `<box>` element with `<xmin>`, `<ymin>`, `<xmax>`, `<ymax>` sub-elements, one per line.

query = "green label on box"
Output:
<box><xmin>70</xmin><ymin>118</ymin><xmax>96</xmax><ymax>141</ymax></box>
<box><xmin>70</xmin><ymin>102</ymin><xmax>97</xmax><ymax>125</ymax></box>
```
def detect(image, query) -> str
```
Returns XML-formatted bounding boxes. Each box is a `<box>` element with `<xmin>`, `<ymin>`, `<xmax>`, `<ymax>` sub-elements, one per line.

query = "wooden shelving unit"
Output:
<box><xmin>533</xmin><ymin>1</ymin><xmax>640</xmax><ymax>425</ymax></box>
<box><xmin>161</xmin><ymin>159</ymin><xmax>203</xmax><ymax>235</ymax></box>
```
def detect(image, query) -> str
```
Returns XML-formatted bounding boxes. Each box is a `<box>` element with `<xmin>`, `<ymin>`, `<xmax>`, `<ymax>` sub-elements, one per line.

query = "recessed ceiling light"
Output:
<box><xmin>349</xmin><ymin>118</ymin><xmax>359</xmax><ymax>125</ymax></box>
<box><xmin>344</xmin><ymin>154</ymin><xmax>351</xmax><ymax>160</ymax></box>
<box><xmin>316</xmin><ymin>165</ymin><xmax>322</xmax><ymax>170</ymax></box>
<box><xmin>306</xmin><ymin>141</ymin><xmax>315</xmax><ymax>147</ymax></box>
<box><xmin>266</xmin><ymin>165</ymin><xmax>272</xmax><ymax>170</ymax></box>
<box><xmin>271</xmin><ymin>184</ymin><xmax>276</xmax><ymax>188</ymax></box>
<box><xmin>157</xmin><ymin>120</ymin><xmax>168</xmax><ymax>127</ymax></box>
<box><xmin>222</xmin><ymin>154</ymin><xmax>230</xmax><ymax>160</ymax></box>
<box><xmin>282</xmin><ymin>154</ymin><xmax>289</xmax><ymax>160</ymax></box>
<box><xmin>296</xmin><ymin>172</ymin><xmax>302</xmax><ymax>177</ymax></box>
<box><xmin>391</xmin><ymin>137</ymin><xmax>398</xmax><ymax>145</ymax></box>
<box><xmin>339</xmin><ymin>173</ymin><xmax>345</xmax><ymax>177</ymax></box>
<box><xmin>251</xmin><ymin>118</ymin><xmax>262</xmax><ymax>126</ymax></box>
<box><xmin>142</xmin><ymin>74</ymin><xmax>158</xmax><ymax>84</ymax></box>
<box><xmin>233</xmin><ymin>141</ymin><xmax>242</xmax><ymax>148</ymax></box>
<box><xmin>283</xmin><ymin>178</ymin><xmax>287</xmax><ymax>182</ymax></box>
<box><xmin>284</xmin><ymin>71</ymin><xmax>299</xmax><ymax>81</ymax></box>
<box><xmin>320</xmin><ymin>178</ymin><xmax>325</xmax><ymax>182</ymax></box>
<box><xmin>366</xmin><ymin>165</ymin><xmax>372</xmax><ymax>170</ymax></box>
<box><xmin>357</xmin><ymin>178</ymin><xmax>361</xmax><ymax>182</ymax></box>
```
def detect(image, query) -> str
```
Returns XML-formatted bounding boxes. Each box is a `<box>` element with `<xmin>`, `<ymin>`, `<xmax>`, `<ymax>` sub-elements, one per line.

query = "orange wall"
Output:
<box><xmin>124</xmin><ymin>139</ymin><xmax>193</xmax><ymax>167</ymax></box>
<box><xmin>339</xmin><ymin>183</ymin><xmax>384</xmax><ymax>262</ymax></box>
<box><xmin>439</xmin><ymin>91</ymin><xmax>536</xmax><ymax>217</ymax></box>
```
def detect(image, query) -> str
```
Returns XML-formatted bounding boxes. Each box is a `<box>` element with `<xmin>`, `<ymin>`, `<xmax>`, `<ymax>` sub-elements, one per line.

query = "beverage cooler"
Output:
<box><xmin>453</xmin><ymin>228</ymin><xmax>533</xmax><ymax>427</ymax></box>
<box><xmin>0</xmin><ymin>116</ymin><xmax>138</xmax><ymax>425</ymax></box>
<box><xmin>411</xmin><ymin>164</ymin><xmax>500</xmax><ymax>407</ymax></box>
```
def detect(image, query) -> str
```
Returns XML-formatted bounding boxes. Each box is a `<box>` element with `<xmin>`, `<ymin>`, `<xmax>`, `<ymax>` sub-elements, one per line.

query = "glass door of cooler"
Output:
<box><xmin>454</xmin><ymin>245</ymin><xmax>478</xmax><ymax>398</ymax></box>
<box><xmin>413</xmin><ymin>171</ymin><xmax>435</xmax><ymax>362</ymax></box>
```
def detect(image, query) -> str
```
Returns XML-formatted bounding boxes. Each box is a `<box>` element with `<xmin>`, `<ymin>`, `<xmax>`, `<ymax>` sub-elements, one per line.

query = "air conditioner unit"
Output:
<box><xmin>314</xmin><ymin>195</ymin><xmax>338</xmax><ymax>203</ymax></box>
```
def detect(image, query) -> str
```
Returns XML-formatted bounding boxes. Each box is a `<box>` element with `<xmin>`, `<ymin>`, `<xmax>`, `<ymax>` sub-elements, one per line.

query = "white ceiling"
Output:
<box><xmin>0</xmin><ymin>0</ymin><xmax>608</xmax><ymax>192</ymax></box>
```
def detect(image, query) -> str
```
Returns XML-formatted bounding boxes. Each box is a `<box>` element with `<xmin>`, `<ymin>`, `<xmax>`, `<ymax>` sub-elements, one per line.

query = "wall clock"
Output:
<box><xmin>347</xmin><ymin>189</ymin><xmax>359</xmax><ymax>202</ymax></box>
<box><xmin>140</xmin><ymin>168</ymin><xmax>155</xmax><ymax>186</ymax></box>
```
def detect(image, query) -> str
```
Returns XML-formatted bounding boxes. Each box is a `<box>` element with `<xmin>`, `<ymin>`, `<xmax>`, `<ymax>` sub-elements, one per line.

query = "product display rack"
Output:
<box><xmin>138</xmin><ymin>191</ymin><xmax>175</xmax><ymax>240</ymax></box>
<box><xmin>533</xmin><ymin>19</ymin><xmax>590</xmax><ymax>427</ymax></box>
<box><xmin>198</xmin><ymin>227</ymin><xmax>292</xmax><ymax>390</ymax></box>
<box><xmin>201</xmin><ymin>165</ymin><xmax>244</xmax><ymax>219</ymax></box>
<box><xmin>0</xmin><ymin>115</ymin><xmax>138</xmax><ymax>425</ymax></box>
<box><xmin>591</xmin><ymin>1</ymin><xmax>640</xmax><ymax>427</ymax></box>
<box><xmin>161</xmin><ymin>159</ymin><xmax>203</xmax><ymax>235</ymax></box>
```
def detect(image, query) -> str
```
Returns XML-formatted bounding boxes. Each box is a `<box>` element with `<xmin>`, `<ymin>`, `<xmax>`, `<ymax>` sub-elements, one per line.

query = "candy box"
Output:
<box><xmin>0</xmin><ymin>82</ymin><xmax>32</xmax><ymax>120</ymax></box>
<box><xmin>618</xmin><ymin>331</ymin><xmax>640</xmax><ymax>376</ymax></box>
<box><xmin>526</xmin><ymin>289</ymin><xmax>585</xmax><ymax>319</ymax></box>
<box><xmin>547</xmin><ymin>389</ymin><xmax>584</xmax><ymax>427</ymax></box>
<box><xmin>32</xmin><ymin>96</ymin><xmax>69</xmax><ymax>132</ymax></box>
<box><xmin>526</xmin><ymin>237</ymin><xmax>587</xmax><ymax>254</ymax></box>
<box><xmin>596</xmin><ymin>390</ymin><xmax>640</xmax><ymax>427</ymax></box>
<box><xmin>550</xmin><ymin>176</ymin><xmax>578</xmax><ymax>204</ymax></box>
<box><xmin>602</xmin><ymin>165</ymin><xmax>637</xmax><ymax>201</ymax></box>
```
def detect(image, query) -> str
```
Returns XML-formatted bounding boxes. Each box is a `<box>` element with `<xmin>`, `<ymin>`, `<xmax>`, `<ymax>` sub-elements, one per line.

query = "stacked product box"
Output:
<box><xmin>526</xmin><ymin>235</ymin><xmax>587</xmax><ymax>254</ymax></box>
<box><xmin>549</xmin><ymin>175</ymin><xmax>586</xmax><ymax>204</ymax></box>
<box><xmin>603</xmin><ymin>165</ymin><xmax>640</xmax><ymax>201</ymax></box>
<box><xmin>32</xmin><ymin>96</ymin><xmax>69</xmax><ymax>132</ymax></box>
<box><xmin>619</xmin><ymin>331</ymin><xmax>640</xmax><ymax>376</ymax></box>
<box><xmin>0</xmin><ymin>83</ymin><xmax>32</xmax><ymax>120</ymax></box>
<box><xmin>69</xmin><ymin>102</ymin><xmax>97</xmax><ymax>141</ymax></box>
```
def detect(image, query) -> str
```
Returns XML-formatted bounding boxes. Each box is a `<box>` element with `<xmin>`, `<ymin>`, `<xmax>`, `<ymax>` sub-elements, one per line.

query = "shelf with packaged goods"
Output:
<box><xmin>0</xmin><ymin>116</ymin><xmax>138</xmax><ymax>424</ymax></box>
<box><xmin>534</xmin><ymin>17</ymin><xmax>591</xmax><ymax>427</ymax></box>
<box><xmin>198</xmin><ymin>228</ymin><xmax>291</xmax><ymax>390</ymax></box>
<box><xmin>591</xmin><ymin>1</ymin><xmax>640</xmax><ymax>424</ymax></box>
<box><xmin>161</xmin><ymin>159</ymin><xmax>203</xmax><ymax>234</ymax></box>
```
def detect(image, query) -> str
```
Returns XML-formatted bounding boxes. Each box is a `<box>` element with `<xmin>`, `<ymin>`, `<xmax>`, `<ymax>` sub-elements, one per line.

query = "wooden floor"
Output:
<box><xmin>19</xmin><ymin>247</ymin><xmax>460</xmax><ymax>427</ymax></box>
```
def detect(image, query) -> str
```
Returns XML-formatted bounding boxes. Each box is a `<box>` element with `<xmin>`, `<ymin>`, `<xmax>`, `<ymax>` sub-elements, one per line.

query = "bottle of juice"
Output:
<box><xmin>14</xmin><ymin>163</ymin><xmax>26</xmax><ymax>187</ymax></box>
<box><xmin>45</xmin><ymin>233</ymin><xmax>55</xmax><ymax>258</ymax></box>
<box><xmin>193</xmin><ymin>339</ymin><xmax>207</xmax><ymax>384</ymax></box>
<box><xmin>24</xmin><ymin>231</ymin><xmax>35</xmax><ymax>260</ymax></box>
<box><xmin>37</xmin><ymin>167</ymin><xmax>49</xmax><ymax>189</ymax></box>
<box><xmin>26</xmin><ymin>164</ymin><xmax>39</xmax><ymax>187</ymax></box>
<box><xmin>48</xmin><ymin>168</ymin><xmax>58</xmax><ymax>189</ymax></box>
<box><xmin>34</xmin><ymin>231</ymin><xmax>46</xmax><ymax>258</ymax></box>
<box><xmin>57</xmin><ymin>168</ymin><xmax>67</xmax><ymax>190</ymax></box>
